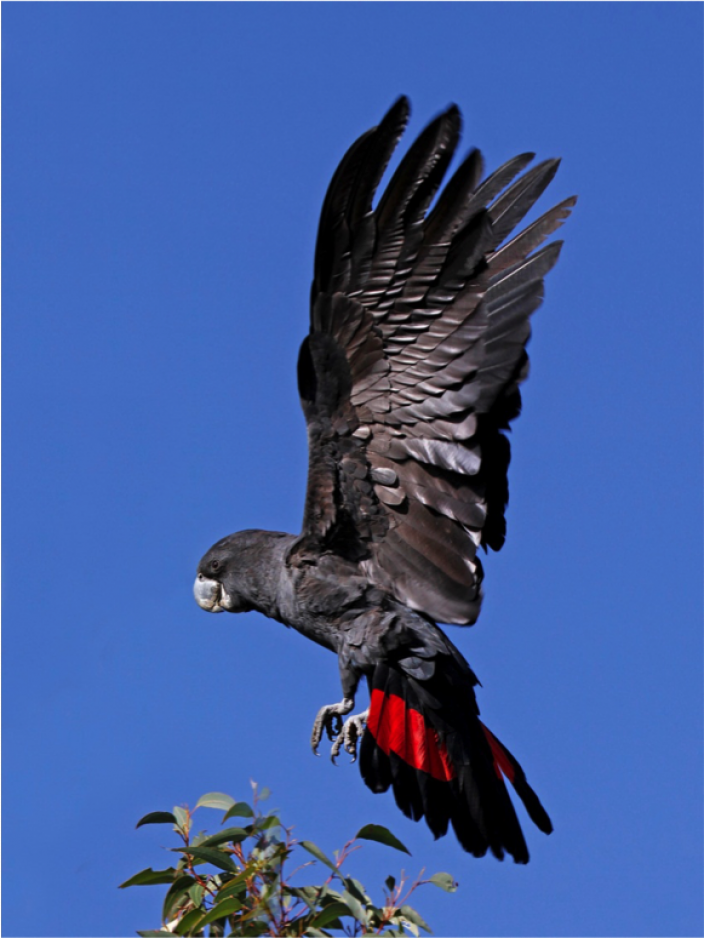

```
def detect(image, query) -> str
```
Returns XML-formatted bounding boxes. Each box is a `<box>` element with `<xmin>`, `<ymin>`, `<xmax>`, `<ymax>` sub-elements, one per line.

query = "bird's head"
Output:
<box><xmin>193</xmin><ymin>532</ymin><xmax>256</xmax><ymax>614</ymax></box>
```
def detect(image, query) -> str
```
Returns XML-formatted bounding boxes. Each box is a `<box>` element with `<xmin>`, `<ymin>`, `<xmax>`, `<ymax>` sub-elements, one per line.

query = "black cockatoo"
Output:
<box><xmin>194</xmin><ymin>97</ymin><xmax>574</xmax><ymax>863</ymax></box>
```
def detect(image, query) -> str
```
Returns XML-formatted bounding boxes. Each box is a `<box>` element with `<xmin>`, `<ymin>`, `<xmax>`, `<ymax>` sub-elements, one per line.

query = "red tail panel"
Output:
<box><xmin>367</xmin><ymin>688</ymin><xmax>456</xmax><ymax>782</ymax></box>
<box><xmin>481</xmin><ymin>723</ymin><xmax>516</xmax><ymax>785</ymax></box>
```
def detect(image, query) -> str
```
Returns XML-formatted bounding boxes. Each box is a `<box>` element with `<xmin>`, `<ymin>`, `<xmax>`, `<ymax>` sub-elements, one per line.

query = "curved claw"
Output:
<box><xmin>330</xmin><ymin>710</ymin><xmax>369</xmax><ymax>764</ymax></box>
<box><xmin>310</xmin><ymin>698</ymin><xmax>355</xmax><ymax>756</ymax></box>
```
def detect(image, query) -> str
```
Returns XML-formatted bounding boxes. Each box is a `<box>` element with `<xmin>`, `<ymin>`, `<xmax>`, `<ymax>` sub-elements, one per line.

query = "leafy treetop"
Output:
<box><xmin>120</xmin><ymin>783</ymin><xmax>457</xmax><ymax>937</ymax></box>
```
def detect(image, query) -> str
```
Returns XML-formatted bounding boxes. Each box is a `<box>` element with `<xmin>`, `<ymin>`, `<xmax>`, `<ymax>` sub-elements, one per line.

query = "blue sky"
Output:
<box><xmin>3</xmin><ymin>3</ymin><xmax>702</xmax><ymax>936</ymax></box>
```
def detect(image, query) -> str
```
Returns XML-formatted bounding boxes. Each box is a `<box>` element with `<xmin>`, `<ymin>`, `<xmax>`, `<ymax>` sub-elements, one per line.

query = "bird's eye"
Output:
<box><xmin>211</xmin><ymin>559</ymin><xmax>220</xmax><ymax>571</ymax></box>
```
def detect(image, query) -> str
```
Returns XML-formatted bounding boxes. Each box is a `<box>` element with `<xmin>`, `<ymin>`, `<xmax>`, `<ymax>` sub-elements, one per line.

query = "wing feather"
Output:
<box><xmin>298</xmin><ymin>98</ymin><xmax>574</xmax><ymax>624</ymax></box>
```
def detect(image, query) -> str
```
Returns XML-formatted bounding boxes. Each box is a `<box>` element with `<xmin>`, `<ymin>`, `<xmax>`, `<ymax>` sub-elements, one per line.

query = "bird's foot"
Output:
<box><xmin>311</xmin><ymin>698</ymin><xmax>354</xmax><ymax>755</ymax></box>
<box><xmin>330</xmin><ymin>710</ymin><xmax>369</xmax><ymax>764</ymax></box>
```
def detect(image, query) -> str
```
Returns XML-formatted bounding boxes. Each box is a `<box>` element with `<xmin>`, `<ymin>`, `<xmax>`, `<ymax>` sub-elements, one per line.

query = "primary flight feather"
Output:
<box><xmin>194</xmin><ymin>97</ymin><xmax>574</xmax><ymax>863</ymax></box>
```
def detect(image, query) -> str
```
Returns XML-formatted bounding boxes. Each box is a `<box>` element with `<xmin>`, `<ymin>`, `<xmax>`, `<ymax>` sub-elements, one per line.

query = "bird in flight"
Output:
<box><xmin>194</xmin><ymin>97</ymin><xmax>574</xmax><ymax>863</ymax></box>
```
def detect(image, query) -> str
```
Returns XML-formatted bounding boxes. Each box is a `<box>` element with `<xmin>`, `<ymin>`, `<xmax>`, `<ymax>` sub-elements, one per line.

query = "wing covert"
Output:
<box><xmin>298</xmin><ymin>97</ymin><xmax>575</xmax><ymax>625</ymax></box>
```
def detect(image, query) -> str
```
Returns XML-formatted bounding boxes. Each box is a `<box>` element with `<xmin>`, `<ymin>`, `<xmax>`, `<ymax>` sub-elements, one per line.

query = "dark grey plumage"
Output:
<box><xmin>195</xmin><ymin>97</ymin><xmax>574</xmax><ymax>862</ymax></box>
<box><xmin>299</xmin><ymin>97</ymin><xmax>576</xmax><ymax>624</ymax></box>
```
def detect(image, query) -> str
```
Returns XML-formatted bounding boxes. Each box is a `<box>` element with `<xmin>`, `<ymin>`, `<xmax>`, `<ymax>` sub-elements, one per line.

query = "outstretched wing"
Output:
<box><xmin>296</xmin><ymin>97</ymin><xmax>575</xmax><ymax>625</ymax></box>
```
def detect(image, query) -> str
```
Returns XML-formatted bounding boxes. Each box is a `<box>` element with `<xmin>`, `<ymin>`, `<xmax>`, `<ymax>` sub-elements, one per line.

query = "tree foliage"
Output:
<box><xmin>121</xmin><ymin>783</ymin><xmax>457</xmax><ymax>937</ymax></box>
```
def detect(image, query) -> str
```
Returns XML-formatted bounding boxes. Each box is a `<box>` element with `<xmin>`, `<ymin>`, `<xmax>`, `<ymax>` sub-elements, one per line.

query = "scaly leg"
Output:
<box><xmin>330</xmin><ymin>709</ymin><xmax>369</xmax><ymax>764</ymax></box>
<box><xmin>310</xmin><ymin>697</ymin><xmax>354</xmax><ymax>755</ymax></box>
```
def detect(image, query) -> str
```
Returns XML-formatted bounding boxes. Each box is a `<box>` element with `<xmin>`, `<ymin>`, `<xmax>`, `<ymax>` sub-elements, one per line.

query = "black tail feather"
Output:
<box><xmin>360</xmin><ymin>660</ymin><xmax>551</xmax><ymax>863</ymax></box>
<box><xmin>480</xmin><ymin>722</ymin><xmax>554</xmax><ymax>835</ymax></box>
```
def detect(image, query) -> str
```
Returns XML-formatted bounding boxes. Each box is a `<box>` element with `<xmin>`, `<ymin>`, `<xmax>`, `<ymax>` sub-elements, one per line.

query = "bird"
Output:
<box><xmin>194</xmin><ymin>96</ymin><xmax>575</xmax><ymax>863</ymax></box>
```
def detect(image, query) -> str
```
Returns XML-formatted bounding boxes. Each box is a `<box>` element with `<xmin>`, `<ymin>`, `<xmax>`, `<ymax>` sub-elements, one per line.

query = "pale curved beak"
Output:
<box><xmin>193</xmin><ymin>575</ymin><xmax>225</xmax><ymax>613</ymax></box>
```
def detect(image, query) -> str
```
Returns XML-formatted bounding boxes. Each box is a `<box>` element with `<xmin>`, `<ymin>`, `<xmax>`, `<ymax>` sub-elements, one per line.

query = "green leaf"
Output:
<box><xmin>427</xmin><ymin>871</ymin><xmax>457</xmax><ymax>892</ymax></box>
<box><xmin>355</xmin><ymin>823</ymin><xmax>411</xmax><ymax>855</ymax></box>
<box><xmin>311</xmin><ymin>901</ymin><xmax>354</xmax><ymax>928</ymax></box>
<box><xmin>198</xmin><ymin>827</ymin><xmax>249</xmax><ymax>848</ymax></box>
<box><xmin>173</xmin><ymin>908</ymin><xmax>205</xmax><ymax>936</ymax></box>
<box><xmin>174</xmin><ymin>846</ymin><xmax>238</xmax><ymax>873</ymax></box>
<box><xmin>344</xmin><ymin>877</ymin><xmax>369</xmax><ymax>903</ymax></box>
<box><xmin>341</xmin><ymin>889</ymin><xmax>368</xmax><ymax>926</ymax></box>
<box><xmin>400</xmin><ymin>905</ymin><xmax>432</xmax><ymax>933</ymax></box>
<box><xmin>258</xmin><ymin>786</ymin><xmax>271</xmax><ymax>801</ymax></box>
<box><xmin>303</xmin><ymin>929</ymin><xmax>329</xmax><ymax>937</ymax></box>
<box><xmin>216</xmin><ymin>876</ymin><xmax>248</xmax><ymax>902</ymax></box>
<box><xmin>233</xmin><ymin>923</ymin><xmax>266</xmax><ymax>937</ymax></box>
<box><xmin>223</xmin><ymin>801</ymin><xmax>254</xmax><ymax>822</ymax></box>
<box><xmin>162</xmin><ymin>875</ymin><xmax>196</xmax><ymax>921</ymax></box>
<box><xmin>119</xmin><ymin>867</ymin><xmax>178</xmax><ymax>888</ymax></box>
<box><xmin>365</xmin><ymin>903</ymin><xmax>385</xmax><ymax>926</ymax></box>
<box><xmin>188</xmin><ymin>883</ymin><xmax>204</xmax><ymax>909</ymax></box>
<box><xmin>385</xmin><ymin>875</ymin><xmax>396</xmax><ymax>893</ymax></box>
<box><xmin>172</xmin><ymin>806</ymin><xmax>189</xmax><ymax>831</ymax></box>
<box><xmin>254</xmin><ymin>815</ymin><xmax>279</xmax><ymax>832</ymax></box>
<box><xmin>198</xmin><ymin>898</ymin><xmax>242</xmax><ymax>927</ymax></box>
<box><xmin>136</xmin><ymin>931</ymin><xmax>170</xmax><ymax>937</ymax></box>
<box><xmin>300</xmin><ymin>840</ymin><xmax>338</xmax><ymax>872</ymax></box>
<box><xmin>215</xmin><ymin>893</ymin><xmax>244</xmax><ymax>912</ymax></box>
<box><xmin>136</xmin><ymin>811</ymin><xmax>177</xmax><ymax>829</ymax></box>
<box><xmin>286</xmin><ymin>884</ymin><xmax>321</xmax><ymax>910</ymax></box>
<box><xmin>195</xmin><ymin>792</ymin><xmax>236</xmax><ymax>811</ymax></box>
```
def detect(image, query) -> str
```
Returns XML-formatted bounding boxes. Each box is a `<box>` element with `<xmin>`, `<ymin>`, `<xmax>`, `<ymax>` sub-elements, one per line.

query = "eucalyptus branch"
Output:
<box><xmin>122</xmin><ymin>788</ymin><xmax>456</xmax><ymax>937</ymax></box>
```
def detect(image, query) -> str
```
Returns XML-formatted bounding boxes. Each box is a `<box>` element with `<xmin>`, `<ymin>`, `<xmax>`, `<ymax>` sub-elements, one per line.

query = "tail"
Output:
<box><xmin>359</xmin><ymin>661</ymin><xmax>552</xmax><ymax>863</ymax></box>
